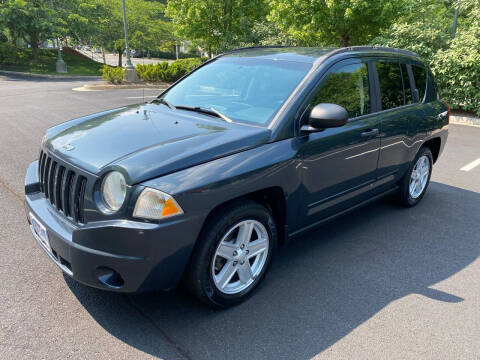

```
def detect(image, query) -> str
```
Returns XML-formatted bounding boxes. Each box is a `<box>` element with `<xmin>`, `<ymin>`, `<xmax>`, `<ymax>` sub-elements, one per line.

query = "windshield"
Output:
<box><xmin>161</xmin><ymin>57</ymin><xmax>312</xmax><ymax>126</ymax></box>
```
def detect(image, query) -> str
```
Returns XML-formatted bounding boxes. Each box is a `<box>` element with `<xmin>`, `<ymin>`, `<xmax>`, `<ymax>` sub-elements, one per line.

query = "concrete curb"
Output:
<box><xmin>0</xmin><ymin>69</ymin><xmax>101</xmax><ymax>80</ymax></box>
<box><xmin>79</xmin><ymin>82</ymin><xmax>170</xmax><ymax>91</ymax></box>
<box><xmin>450</xmin><ymin>115</ymin><xmax>480</xmax><ymax>128</ymax></box>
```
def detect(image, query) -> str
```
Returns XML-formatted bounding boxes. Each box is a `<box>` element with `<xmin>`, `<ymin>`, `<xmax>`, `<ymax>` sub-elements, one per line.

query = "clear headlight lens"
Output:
<box><xmin>101</xmin><ymin>171</ymin><xmax>127</xmax><ymax>212</ymax></box>
<box><xmin>133</xmin><ymin>188</ymin><xmax>183</xmax><ymax>220</ymax></box>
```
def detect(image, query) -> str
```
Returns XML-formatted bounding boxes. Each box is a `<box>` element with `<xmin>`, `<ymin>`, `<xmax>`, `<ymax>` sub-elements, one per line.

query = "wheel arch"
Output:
<box><xmin>198</xmin><ymin>186</ymin><xmax>287</xmax><ymax>247</ymax></box>
<box><xmin>422</xmin><ymin>137</ymin><xmax>441</xmax><ymax>163</ymax></box>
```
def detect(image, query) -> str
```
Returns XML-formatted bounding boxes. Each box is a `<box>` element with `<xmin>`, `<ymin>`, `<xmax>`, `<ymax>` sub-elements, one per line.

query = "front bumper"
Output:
<box><xmin>24</xmin><ymin>161</ymin><xmax>204</xmax><ymax>293</ymax></box>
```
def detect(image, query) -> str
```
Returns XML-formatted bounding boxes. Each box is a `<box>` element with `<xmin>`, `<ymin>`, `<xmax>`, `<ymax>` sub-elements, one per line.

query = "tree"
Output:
<box><xmin>165</xmin><ymin>0</ymin><xmax>269</xmax><ymax>57</ymax></box>
<box><xmin>0</xmin><ymin>0</ymin><xmax>59</xmax><ymax>60</ymax></box>
<box><xmin>65</xmin><ymin>0</ymin><xmax>172</xmax><ymax>67</ymax></box>
<box><xmin>268</xmin><ymin>0</ymin><xmax>405</xmax><ymax>47</ymax></box>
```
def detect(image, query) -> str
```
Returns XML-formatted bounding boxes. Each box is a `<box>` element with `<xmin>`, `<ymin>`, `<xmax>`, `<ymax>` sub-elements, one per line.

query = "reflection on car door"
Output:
<box><xmin>297</xmin><ymin>59</ymin><xmax>381</xmax><ymax>229</ymax></box>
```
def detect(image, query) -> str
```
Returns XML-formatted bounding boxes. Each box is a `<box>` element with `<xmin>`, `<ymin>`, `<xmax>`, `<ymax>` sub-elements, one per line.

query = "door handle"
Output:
<box><xmin>361</xmin><ymin>128</ymin><xmax>379</xmax><ymax>137</ymax></box>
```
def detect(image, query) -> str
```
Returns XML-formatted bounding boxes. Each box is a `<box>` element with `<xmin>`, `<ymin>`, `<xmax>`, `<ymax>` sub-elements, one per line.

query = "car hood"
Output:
<box><xmin>44</xmin><ymin>104</ymin><xmax>271</xmax><ymax>184</ymax></box>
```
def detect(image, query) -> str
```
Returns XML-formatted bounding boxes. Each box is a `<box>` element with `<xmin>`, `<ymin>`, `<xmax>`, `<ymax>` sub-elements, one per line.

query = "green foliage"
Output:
<box><xmin>374</xmin><ymin>22</ymin><xmax>450</xmax><ymax>62</ymax></box>
<box><xmin>0</xmin><ymin>0</ymin><xmax>60</xmax><ymax>59</ymax></box>
<box><xmin>101</xmin><ymin>65</ymin><xmax>125</xmax><ymax>83</ymax></box>
<box><xmin>165</xmin><ymin>0</ymin><xmax>269</xmax><ymax>55</ymax></box>
<box><xmin>136</xmin><ymin>58</ymin><xmax>206</xmax><ymax>83</ymax></box>
<box><xmin>375</xmin><ymin>0</ymin><xmax>480</xmax><ymax>115</ymax></box>
<box><xmin>268</xmin><ymin>0</ymin><xmax>405</xmax><ymax>46</ymax></box>
<box><xmin>431</xmin><ymin>6</ymin><xmax>480</xmax><ymax>115</ymax></box>
<box><xmin>0</xmin><ymin>42</ymin><xmax>17</xmax><ymax>64</ymax></box>
<box><xmin>136</xmin><ymin>62</ymin><xmax>169</xmax><ymax>82</ymax></box>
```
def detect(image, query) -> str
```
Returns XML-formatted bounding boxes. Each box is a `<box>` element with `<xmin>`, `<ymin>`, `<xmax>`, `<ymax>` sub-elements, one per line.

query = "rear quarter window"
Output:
<box><xmin>412</xmin><ymin>65</ymin><xmax>427</xmax><ymax>103</ymax></box>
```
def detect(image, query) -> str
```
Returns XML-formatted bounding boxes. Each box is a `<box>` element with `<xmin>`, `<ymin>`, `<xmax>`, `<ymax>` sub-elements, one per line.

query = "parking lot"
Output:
<box><xmin>0</xmin><ymin>74</ymin><xmax>479</xmax><ymax>360</ymax></box>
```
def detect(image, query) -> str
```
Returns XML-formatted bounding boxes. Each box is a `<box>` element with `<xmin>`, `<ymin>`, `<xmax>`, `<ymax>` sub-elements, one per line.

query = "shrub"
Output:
<box><xmin>0</xmin><ymin>43</ymin><xmax>18</xmax><ymax>64</ymax></box>
<box><xmin>101</xmin><ymin>65</ymin><xmax>125</xmax><ymax>84</ymax></box>
<box><xmin>136</xmin><ymin>58</ymin><xmax>207</xmax><ymax>83</ymax></box>
<box><xmin>136</xmin><ymin>61</ymin><xmax>169</xmax><ymax>82</ymax></box>
<box><xmin>162</xmin><ymin>57</ymin><xmax>205</xmax><ymax>82</ymax></box>
<box><xmin>432</xmin><ymin>31</ymin><xmax>480</xmax><ymax>116</ymax></box>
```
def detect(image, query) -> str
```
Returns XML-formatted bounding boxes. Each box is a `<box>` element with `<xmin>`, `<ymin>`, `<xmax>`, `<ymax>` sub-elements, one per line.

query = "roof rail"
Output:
<box><xmin>215</xmin><ymin>45</ymin><xmax>294</xmax><ymax>58</ymax></box>
<box><xmin>325</xmin><ymin>45</ymin><xmax>419</xmax><ymax>59</ymax></box>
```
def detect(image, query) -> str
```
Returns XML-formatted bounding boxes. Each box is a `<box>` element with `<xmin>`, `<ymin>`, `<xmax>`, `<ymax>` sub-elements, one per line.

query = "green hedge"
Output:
<box><xmin>432</xmin><ymin>32</ymin><xmax>480</xmax><ymax>116</ymax></box>
<box><xmin>101</xmin><ymin>65</ymin><xmax>125</xmax><ymax>83</ymax></box>
<box><xmin>135</xmin><ymin>57</ymin><xmax>207</xmax><ymax>83</ymax></box>
<box><xmin>0</xmin><ymin>43</ymin><xmax>18</xmax><ymax>64</ymax></box>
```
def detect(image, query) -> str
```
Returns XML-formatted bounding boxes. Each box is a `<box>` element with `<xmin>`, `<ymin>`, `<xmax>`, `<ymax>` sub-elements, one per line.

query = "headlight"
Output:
<box><xmin>133</xmin><ymin>188</ymin><xmax>183</xmax><ymax>219</ymax></box>
<box><xmin>101</xmin><ymin>171</ymin><xmax>127</xmax><ymax>212</ymax></box>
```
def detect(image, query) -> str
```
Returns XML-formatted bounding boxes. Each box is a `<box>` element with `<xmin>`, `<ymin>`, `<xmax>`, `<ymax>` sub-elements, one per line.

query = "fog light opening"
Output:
<box><xmin>96</xmin><ymin>266</ymin><xmax>124</xmax><ymax>288</ymax></box>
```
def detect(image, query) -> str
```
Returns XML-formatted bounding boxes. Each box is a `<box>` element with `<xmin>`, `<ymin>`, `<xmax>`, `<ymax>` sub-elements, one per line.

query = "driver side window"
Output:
<box><xmin>311</xmin><ymin>62</ymin><xmax>371</xmax><ymax>119</ymax></box>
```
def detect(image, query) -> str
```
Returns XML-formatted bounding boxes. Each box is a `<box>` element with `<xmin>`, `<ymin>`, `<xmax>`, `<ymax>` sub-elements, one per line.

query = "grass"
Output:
<box><xmin>0</xmin><ymin>48</ymin><xmax>104</xmax><ymax>76</ymax></box>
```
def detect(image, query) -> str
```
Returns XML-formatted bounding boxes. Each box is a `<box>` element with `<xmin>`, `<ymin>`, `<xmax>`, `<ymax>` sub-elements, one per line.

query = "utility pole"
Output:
<box><xmin>451</xmin><ymin>6</ymin><xmax>459</xmax><ymax>39</ymax></box>
<box><xmin>121</xmin><ymin>0</ymin><xmax>137</xmax><ymax>82</ymax></box>
<box><xmin>50</xmin><ymin>0</ymin><xmax>67</xmax><ymax>73</ymax></box>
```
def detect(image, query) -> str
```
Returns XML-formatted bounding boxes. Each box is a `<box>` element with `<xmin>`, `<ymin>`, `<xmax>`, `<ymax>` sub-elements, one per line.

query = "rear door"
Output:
<box><xmin>375</xmin><ymin>59</ymin><xmax>420</xmax><ymax>182</ymax></box>
<box><xmin>297</xmin><ymin>58</ymin><xmax>381</xmax><ymax>227</ymax></box>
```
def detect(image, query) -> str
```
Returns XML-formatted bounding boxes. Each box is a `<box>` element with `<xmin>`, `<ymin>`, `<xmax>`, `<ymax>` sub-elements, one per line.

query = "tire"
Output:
<box><xmin>185</xmin><ymin>199</ymin><xmax>277</xmax><ymax>308</ymax></box>
<box><xmin>398</xmin><ymin>147</ymin><xmax>433</xmax><ymax>207</ymax></box>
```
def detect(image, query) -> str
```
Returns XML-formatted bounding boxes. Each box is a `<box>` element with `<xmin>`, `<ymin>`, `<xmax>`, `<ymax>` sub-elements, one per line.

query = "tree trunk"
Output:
<box><xmin>340</xmin><ymin>34</ymin><xmax>350</xmax><ymax>47</ymax></box>
<box><xmin>102</xmin><ymin>47</ymin><xmax>106</xmax><ymax>64</ymax></box>
<box><xmin>118</xmin><ymin>49</ymin><xmax>122</xmax><ymax>67</ymax></box>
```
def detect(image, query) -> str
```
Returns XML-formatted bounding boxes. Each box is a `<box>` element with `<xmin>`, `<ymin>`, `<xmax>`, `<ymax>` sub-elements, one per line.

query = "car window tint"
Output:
<box><xmin>311</xmin><ymin>62</ymin><xmax>370</xmax><ymax>118</ymax></box>
<box><xmin>377</xmin><ymin>61</ymin><xmax>404</xmax><ymax>110</ymax></box>
<box><xmin>401</xmin><ymin>64</ymin><xmax>413</xmax><ymax>104</ymax></box>
<box><xmin>425</xmin><ymin>70</ymin><xmax>438</xmax><ymax>102</ymax></box>
<box><xmin>412</xmin><ymin>65</ymin><xmax>427</xmax><ymax>103</ymax></box>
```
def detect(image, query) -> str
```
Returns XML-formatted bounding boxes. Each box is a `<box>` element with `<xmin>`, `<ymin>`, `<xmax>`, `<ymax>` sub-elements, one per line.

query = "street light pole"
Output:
<box><xmin>50</xmin><ymin>0</ymin><xmax>67</xmax><ymax>73</ymax></box>
<box><xmin>121</xmin><ymin>0</ymin><xmax>133</xmax><ymax>70</ymax></box>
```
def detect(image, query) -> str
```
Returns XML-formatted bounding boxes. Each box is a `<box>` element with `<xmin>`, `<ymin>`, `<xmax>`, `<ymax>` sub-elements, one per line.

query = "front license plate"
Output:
<box><xmin>30</xmin><ymin>213</ymin><xmax>51</xmax><ymax>252</ymax></box>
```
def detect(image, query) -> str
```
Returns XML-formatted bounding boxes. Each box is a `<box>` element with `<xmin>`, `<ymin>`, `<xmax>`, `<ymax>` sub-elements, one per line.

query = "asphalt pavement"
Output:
<box><xmin>0</xmin><ymin>74</ymin><xmax>479</xmax><ymax>360</ymax></box>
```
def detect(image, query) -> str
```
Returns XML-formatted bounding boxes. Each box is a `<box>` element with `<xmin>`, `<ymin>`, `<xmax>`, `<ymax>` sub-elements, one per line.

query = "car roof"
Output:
<box><xmin>220</xmin><ymin>46</ymin><xmax>420</xmax><ymax>64</ymax></box>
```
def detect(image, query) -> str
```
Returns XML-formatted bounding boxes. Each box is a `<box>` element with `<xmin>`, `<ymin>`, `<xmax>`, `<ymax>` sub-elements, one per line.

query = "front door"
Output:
<box><xmin>297</xmin><ymin>59</ymin><xmax>381</xmax><ymax>228</ymax></box>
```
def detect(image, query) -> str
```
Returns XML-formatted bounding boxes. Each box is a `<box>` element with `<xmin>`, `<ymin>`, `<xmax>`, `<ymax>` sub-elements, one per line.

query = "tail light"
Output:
<box><xmin>443</xmin><ymin>100</ymin><xmax>450</xmax><ymax>119</ymax></box>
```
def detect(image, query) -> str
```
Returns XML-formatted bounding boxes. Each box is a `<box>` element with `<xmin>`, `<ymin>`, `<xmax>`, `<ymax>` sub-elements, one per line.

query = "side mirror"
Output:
<box><xmin>301</xmin><ymin>103</ymin><xmax>348</xmax><ymax>133</ymax></box>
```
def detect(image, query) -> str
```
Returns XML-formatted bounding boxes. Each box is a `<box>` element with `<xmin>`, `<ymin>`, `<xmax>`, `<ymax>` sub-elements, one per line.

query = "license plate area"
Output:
<box><xmin>29</xmin><ymin>212</ymin><xmax>51</xmax><ymax>252</ymax></box>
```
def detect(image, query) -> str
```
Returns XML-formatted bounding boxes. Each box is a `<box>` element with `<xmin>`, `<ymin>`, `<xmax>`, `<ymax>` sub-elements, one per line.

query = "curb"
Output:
<box><xmin>450</xmin><ymin>115</ymin><xmax>480</xmax><ymax>128</ymax></box>
<box><xmin>79</xmin><ymin>83</ymin><xmax>170</xmax><ymax>91</ymax></box>
<box><xmin>0</xmin><ymin>69</ymin><xmax>101</xmax><ymax>80</ymax></box>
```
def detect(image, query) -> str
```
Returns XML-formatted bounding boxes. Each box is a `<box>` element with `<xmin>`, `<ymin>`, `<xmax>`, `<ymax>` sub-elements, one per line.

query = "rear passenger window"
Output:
<box><xmin>311</xmin><ymin>62</ymin><xmax>370</xmax><ymax>118</ymax></box>
<box><xmin>376</xmin><ymin>61</ymin><xmax>404</xmax><ymax>110</ymax></box>
<box><xmin>412</xmin><ymin>65</ymin><xmax>427</xmax><ymax>103</ymax></box>
<box><xmin>401</xmin><ymin>64</ymin><xmax>413</xmax><ymax>105</ymax></box>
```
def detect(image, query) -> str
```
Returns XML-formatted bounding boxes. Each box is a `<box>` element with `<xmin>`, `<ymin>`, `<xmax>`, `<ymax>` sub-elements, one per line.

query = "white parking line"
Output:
<box><xmin>460</xmin><ymin>158</ymin><xmax>480</xmax><ymax>171</ymax></box>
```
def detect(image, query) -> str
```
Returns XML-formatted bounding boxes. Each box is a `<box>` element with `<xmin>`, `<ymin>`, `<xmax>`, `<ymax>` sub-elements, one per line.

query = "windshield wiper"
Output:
<box><xmin>175</xmin><ymin>105</ymin><xmax>232</xmax><ymax>122</ymax></box>
<box><xmin>152</xmin><ymin>98</ymin><xmax>176</xmax><ymax>110</ymax></box>
<box><xmin>209</xmin><ymin>107</ymin><xmax>233</xmax><ymax>123</ymax></box>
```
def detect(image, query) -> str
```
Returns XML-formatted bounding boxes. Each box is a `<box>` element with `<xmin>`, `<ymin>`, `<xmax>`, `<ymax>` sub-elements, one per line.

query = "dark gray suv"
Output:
<box><xmin>25</xmin><ymin>46</ymin><xmax>449</xmax><ymax>307</ymax></box>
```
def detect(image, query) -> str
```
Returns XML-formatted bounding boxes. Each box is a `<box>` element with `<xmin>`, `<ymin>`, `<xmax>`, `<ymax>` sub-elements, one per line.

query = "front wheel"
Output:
<box><xmin>398</xmin><ymin>147</ymin><xmax>433</xmax><ymax>206</ymax></box>
<box><xmin>185</xmin><ymin>200</ymin><xmax>277</xmax><ymax>308</ymax></box>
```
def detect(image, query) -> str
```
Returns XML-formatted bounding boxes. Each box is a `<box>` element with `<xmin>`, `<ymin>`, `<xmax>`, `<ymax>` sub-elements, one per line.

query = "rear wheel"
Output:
<box><xmin>185</xmin><ymin>200</ymin><xmax>277</xmax><ymax>308</ymax></box>
<box><xmin>398</xmin><ymin>147</ymin><xmax>433</xmax><ymax>206</ymax></box>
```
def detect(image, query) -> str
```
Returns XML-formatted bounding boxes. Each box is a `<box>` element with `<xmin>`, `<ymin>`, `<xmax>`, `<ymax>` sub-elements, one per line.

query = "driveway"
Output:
<box><xmin>0</xmin><ymin>74</ymin><xmax>479</xmax><ymax>359</ymax></box>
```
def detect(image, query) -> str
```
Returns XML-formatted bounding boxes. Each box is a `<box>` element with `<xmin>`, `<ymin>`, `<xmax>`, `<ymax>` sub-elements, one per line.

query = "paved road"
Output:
<box><xmin>78</xmin><ymin>49</ymin><xmax>173</xmax><ymax>66</ymax></box>
<box><xmin>1</xmin><ymin>75</ymin><xmax>479</xmax><ymax>360</ymax></box>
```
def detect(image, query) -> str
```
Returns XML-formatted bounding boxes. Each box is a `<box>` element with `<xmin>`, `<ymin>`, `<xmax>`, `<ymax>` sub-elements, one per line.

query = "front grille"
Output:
<box><xmin>38</xmin><ymin>150</ymin><xmax>87</xmax><ymax>223</ymax></box>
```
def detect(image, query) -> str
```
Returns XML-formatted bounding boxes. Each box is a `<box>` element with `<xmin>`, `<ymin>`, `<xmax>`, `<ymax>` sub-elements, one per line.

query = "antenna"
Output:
<box><xmin>142</xmin><ymin>43</ymin><xmax>145</xmax><ymax>104</ymax></box>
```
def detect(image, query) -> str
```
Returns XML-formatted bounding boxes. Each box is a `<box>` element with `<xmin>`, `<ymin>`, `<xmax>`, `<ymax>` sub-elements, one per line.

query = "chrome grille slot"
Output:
<box><xmin>38</xmin><ymin>151</ymin><xmax>87</xmax><ymax>224</ymax></box>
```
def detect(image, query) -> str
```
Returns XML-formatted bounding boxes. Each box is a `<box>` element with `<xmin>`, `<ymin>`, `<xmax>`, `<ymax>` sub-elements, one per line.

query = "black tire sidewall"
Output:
<box><xmin>191</xmin><ymin>201</ymin><xmax>277</xmax><ymax>308</ymax></box>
